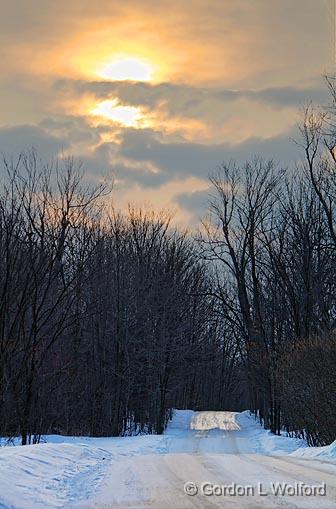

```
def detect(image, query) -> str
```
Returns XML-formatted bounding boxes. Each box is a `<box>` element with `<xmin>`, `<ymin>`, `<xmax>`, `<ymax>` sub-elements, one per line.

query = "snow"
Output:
<box><xmin>235</xmin><ymin>410</ymin><xmax>306</xmax><ymax>455</ymax></box>
<box><xmin>0</xmin><ymin>410</ymin><xmax>335</xmax><ymax>508</ymax></box>
<box><xmin>291</xmin><ymin>439</ymin><xmax>336</xmax><ymax>462</ymax></box>
<box><xmin>190</xmin><ymin>411</ymin><xmax>240</xmax><ymax>431</ymax></box>
<box><xmin>0</xmin><ymin>443</ymin><xmax>108</xmax><ymax>508</ymax></box>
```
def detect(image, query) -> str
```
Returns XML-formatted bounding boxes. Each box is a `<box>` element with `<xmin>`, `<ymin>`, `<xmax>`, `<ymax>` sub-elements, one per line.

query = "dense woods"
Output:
<box><xmin>0</xmin><ymin>155</ymin><xmax>242</xmax><ymax>443</ymax></box>
<box><xmin>1</xmin><ymin>81</ymin><xmax>336</xmax><ymax>446</ymax></box>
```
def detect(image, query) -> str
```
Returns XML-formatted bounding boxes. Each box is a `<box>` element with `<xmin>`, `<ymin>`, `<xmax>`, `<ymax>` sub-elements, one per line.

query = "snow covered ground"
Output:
<box><xmin>0</xmin><ymin>410</ymin><xmax>336</xmax><ymax>508</ymax></box>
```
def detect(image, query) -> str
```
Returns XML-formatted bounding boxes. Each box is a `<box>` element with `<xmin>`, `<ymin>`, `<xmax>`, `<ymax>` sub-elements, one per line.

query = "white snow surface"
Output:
<box><xmin>291</xmin><ymin>439</ymin><xmax>336</xmax><ymax>461</ymax></box>
<box><xmin>0</xmin><ymin>410</ymin><xmax>335</xmax><ymax>508</ymax></box>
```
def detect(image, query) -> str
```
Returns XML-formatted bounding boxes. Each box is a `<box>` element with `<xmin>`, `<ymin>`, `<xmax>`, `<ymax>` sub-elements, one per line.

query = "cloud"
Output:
<box><xmin>0</xmin><ymin>0</ymin><xmax>330</xmax><ymax>226</ymax></box>
<box><xmin>175</xmin><ymin>189</ymin><xmax>210</xmax><ymax>219</ymax></box>
<box><xmin>0</xmin><ymin>117</ymin><xmax>308</xmax><ymax>226</ymax></box>
<box><xmin>0</xmin><ymin>109</ymin><xmax>303</xmax><ymax>194</ymax></box>
<box><xmin>118</xmin><ymin>126</ymin><xmax>301</xmax><ymax>181</ymax></box>
<box><xmin>0</xmin><ymin>124</ymin><xmax>68</xmax><ymax>159</ymax></box>
<box><xmin>1</xmin><ymin>0</ymin><xmax>330</xmax><ymax>91</ymax></box>
<box><xmin>53</xmin><ymin>79</ymin><xmax>326</xmax><ymax>144</ymax></box>
<box><xmin>55</xmin><ymin>79</ymin><xmax>328</xmax><ymax>114</ymax></box>
<box><xmin>71</xmin><ymin>123</ymin><xmax>303</xmax><ymax>190</ymax></box>
<box><xmin>216</xmin><ymin>86</ymin><xmax>328</xmax><ymax>109</ymax></box>
<box><xmin>39</xmin><ymin>116</ymin><xmax>107</xmax><ymax>147</ymax></box>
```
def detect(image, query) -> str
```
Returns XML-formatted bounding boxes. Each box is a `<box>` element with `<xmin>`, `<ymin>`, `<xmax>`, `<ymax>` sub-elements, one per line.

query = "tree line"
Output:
<box><xmin>200</xmin><ymin>79</ymin><xmax>336</xmax><ymax>445</ymax></box>
<box><xmin>1</xmin><ymin>80</ymin><xmax>336</xmax><ymax>446</ymax></box>
<box><xmin>0</xmin><ymin>154</ymin><xmax>241</xmax><ymax>444</ymax></box>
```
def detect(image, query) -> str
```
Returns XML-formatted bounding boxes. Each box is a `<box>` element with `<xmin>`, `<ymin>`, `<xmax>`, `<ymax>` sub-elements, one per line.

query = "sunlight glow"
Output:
<box><xmin>99</xmin><ymin>57</ymin><xmax>153</xmax><ymax>82</ymax></box>
<box><xmin>91</xmin><ymin>99</ymin><xmax>143</xmax><ymax>127</ymax></box>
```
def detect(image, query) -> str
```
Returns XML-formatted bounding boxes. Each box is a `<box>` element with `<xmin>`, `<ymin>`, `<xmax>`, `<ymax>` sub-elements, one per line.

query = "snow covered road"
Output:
<box><xmin>1</xmin><ymin>411</ymin><xmax>336</xmax><ymax>508</ymax></box>
<box><xmin>84</xmin><ymin>411</ymin><xmax>336</xmax><ymax>508</ymax></box>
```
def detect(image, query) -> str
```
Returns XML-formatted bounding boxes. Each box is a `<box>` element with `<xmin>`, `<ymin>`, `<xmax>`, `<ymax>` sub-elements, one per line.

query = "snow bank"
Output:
<box><xmin>0</xmin><ymin>426</ymin><xmax>178</xmax><ymax>508</ymax></box>
<box><xmin>291</xmin><ymin>440</ymin><xmax>336</xmax><ymax>462</ymax></box>
<box><xmin>237</xmin><ymin>411</ymin><xmax>336</xmax><ymax>461</ymax></box>
<box><xmin>165</xmin><ymin>409</ymin><xmax>195</xmax><ymax>437</ymax></box>
<box><xmin>236</xmin><ymin>411</ymin><xmax>305</xmax><ymax>455</ymax></box>
<box><xmin>0</xmin><ymin>443</ymin><xmax>108</xmax><ymax>508</ymax></box>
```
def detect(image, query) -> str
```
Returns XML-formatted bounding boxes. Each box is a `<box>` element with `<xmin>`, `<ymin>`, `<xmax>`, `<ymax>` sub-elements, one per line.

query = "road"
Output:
<box><xmin>83</xmin><ymin>411</ymin><xmax>336</xmax><ymax>509</ymax></box>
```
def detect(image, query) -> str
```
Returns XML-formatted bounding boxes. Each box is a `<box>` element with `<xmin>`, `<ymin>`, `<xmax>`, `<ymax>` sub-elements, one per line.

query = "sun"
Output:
<box><xmin>99</xmin><ymin>57</ymin><xmax>153</xmax><ymax>82</ymax></box>
<box><xmin>91</xmin><ymin>99</ymin><xmax>143</xmax><ymax>127</ymax></box>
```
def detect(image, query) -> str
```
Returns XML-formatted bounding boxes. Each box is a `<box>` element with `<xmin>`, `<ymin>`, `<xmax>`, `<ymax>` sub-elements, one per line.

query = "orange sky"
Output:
<box><xmin>0</xmin><ymin>0</ymin><xmax>332</xmax><ymax>225</ymax></box>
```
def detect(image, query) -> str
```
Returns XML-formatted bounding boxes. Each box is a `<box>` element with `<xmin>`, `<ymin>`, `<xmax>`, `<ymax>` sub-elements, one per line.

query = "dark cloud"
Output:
<box><xmin>39</xmin><ymin>116</ymin><xmax>107</xmax><ymax>145</ymax></box>
<box><xmin>217</xmin><ymin>87</ymin><xmax>328</xmax><ymax>108</ymax></box>
<box><xmin>55</xmin><ymin>79</ymin><xmax>328</xmax><ymax>115</ymax></box>
<box><xmin>175</xmin><ymin>189</ymin><xmax>210</xmax><ymax>218</ymax></box>
<box><xmin>0</xmin><ymin>124</ymin><xmax>68</xmax><ymax>160</ymax></box>
<box><xmin>118</xmin><ymin>127</ymin><xmax>301</xmax><ymax>181</ymax></box>
<box><xmin>78</xmin><ymin>143</ymin><xmax>169</xmax><ymax>188</ymax></box>
<box><xmin>71</xmin><ymin>124</ymin><xmax>303</xmax><ymax>189</ymax></box>
<box><xmin>0</xmin><ymin>116</ymin><xmax>303</xmax><ymax>192</ymax></box>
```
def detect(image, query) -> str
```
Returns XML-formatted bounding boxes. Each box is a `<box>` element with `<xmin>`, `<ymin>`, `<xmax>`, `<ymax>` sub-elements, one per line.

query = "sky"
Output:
<box><xmin>0</xmin><ymin>0</ymin><xmax>333</xmax><ymax>225</ymax></box>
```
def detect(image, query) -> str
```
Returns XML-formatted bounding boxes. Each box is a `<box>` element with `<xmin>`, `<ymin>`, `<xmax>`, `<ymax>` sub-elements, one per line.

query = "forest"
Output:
<box><xmin>0</xmin><ymin>82</ymin><xmax>336</xmax><ymax>448</ymax></box>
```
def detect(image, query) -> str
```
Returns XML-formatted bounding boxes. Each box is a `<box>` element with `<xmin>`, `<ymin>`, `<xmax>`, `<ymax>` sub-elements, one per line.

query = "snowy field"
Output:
<box><xmin>0</xmin><ymin>410</ymin><xmax>336</xmax><ymax>508</ymax></box>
